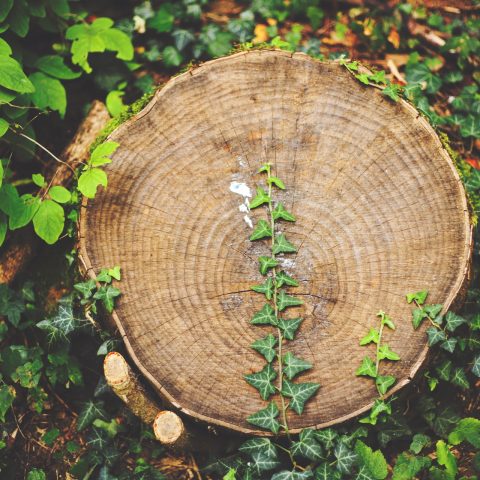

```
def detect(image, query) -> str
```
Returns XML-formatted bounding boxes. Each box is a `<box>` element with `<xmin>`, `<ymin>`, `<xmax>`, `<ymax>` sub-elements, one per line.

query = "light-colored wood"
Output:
<box><xmin>153</xmin><ymin>411</ymin><xmax>187</xmax><ymax>447</ymax></box>
<box><xmin>79</xmin><ymin>50</ymin><xmax>472</xmax><ymax>435</ymax></box>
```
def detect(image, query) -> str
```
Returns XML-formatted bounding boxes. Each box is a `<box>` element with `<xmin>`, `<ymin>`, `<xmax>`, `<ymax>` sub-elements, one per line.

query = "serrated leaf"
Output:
<box><xmin>77</xmin><ymin>400</ymin><xmax>107</xmax><ymax>431</ymax></box>
<box><xmin>360</xmin><ymin>328</ymin><xmax>380</xmax><ymax>345</ymax></box>
<box><xmin>450</xmin><ymin>367</ymin><xmax>469</xmax><ymax>389</ymax></box>
<box><xmin>409</xmin><ymin>434</ymin><xmax>430</xmax><ymax>454</ymax></box>
<box><xmin>283</xmin><ymin>351</ymin><xmax>312</xmax><ymax>380</ymax></box>
<box><xmin>32</xmin><ymin>199</ymin><xmax>64</xmax><ymax>245</ymax></box>
<box><xmin>281</xmin><ymin>378</ymin><xmax>320</xmax><ymax>414</ymax></box>
<box><xmin>378</xmin><ymin>344</ymin><xmax>400</xmax><ymax>361</ymax></box>
<box><xmin>406</xmin><ymin>290</ymin><xmax>428</xmax><ymax>305</ymax></box>
<box><xmin>334</xmin><ymin>442</ymin><xmax>358</xmax><ymax>475</ymax></box>
<box><xmin>436</xmin><ymin>440</ymin><xmax>458</xmax><ymax>477</ymax></box>
<box><xmin>244</xmin><ymin>363</ymin><xmax>276</xmax><ymax>400</ymax></box>
<box><xmin>247</xmin><ymin>401</ymin><xmax>280</xmax><ymax>433</ymax></box>
<box><xmin>355</xmin><ymin>440</ymin><xmax>388</xmax><ymax>480</ymax></box>
<box><xmin>251</xmin><ymin>278</ymin><xmax>274</xmax><ymax>300</ymax></box>
<box><xmin>250</xmin><ymin>219</ymin><xmax>272</xmax><ymax>241</ymax></box>
<box><xmin>426</xmin><ymin>327</ymin><xmax>447</xmax><ymax>346</ymax></box>
<box><xmin>251</xmin><ymin>303</ymin><xmax>276</xmax><ymax>326</ymax></box>
<box><xmin>272</xmin><ymin>234</ymin><xmax>297</xmax><ymax>255</ymax></box>
<box><xmin>356</xmin><ymin>356</ymin><xmax>376</xmax><ymax>378</ymax></box>
<box><xmin>250</xmin><ymin>187</ymin><xmax>270</xmax><ymax>209</ymax></box>
<box><xmin>448</xmin><ymin>418</ymin><xmax>480</xmax><ymax>448</ymax></box>
<box><xmin>375</xmin><ymin>375</ymin><xmax>396</xmax><ymax>395</ymax></box>
<box><xmin>268</xmin><ymin>176</ymin><xmax>285</xmax><ymax>189</ymax></box>
<box><xmin>258</xmin><ymin>256</ymin><xmax>278</xmax><ymax>275</ymax></box>
<box><xmin>272</xmin><ymin>203</ymin><xmax>295</xmax><ymax>222</ymax></box>
<box><xmin>277</xmin><ymin>290</ymin><xmax>303</xmax><ymax>311</ymax></box>
<box><xmin>445</xmin><ymin>311</ymin><xmax>466</xmax><ymax>332</ymax></box>
<box><xmin>276</xmin><ymin>271</ymin><xmax>298</xmax><ymax>287</ymax></box>
<box><xmin>277</xmin><ymin>317</ymin><xmax>303</xmax><ymax>340</ymax></box>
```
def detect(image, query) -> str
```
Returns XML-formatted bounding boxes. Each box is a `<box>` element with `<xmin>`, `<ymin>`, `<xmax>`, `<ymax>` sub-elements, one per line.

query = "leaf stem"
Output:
<box><xmin>375</xmin><ymin>319</ymin><xmax>384</xmax><ymax>377</ymax></box>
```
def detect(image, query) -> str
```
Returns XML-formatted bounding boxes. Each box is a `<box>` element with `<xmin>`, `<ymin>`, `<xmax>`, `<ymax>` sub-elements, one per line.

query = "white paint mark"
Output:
<box><xmin>230</xmin><ymin>181</ymin><xmax>252</xmax><ymax>198</ymax></box>
<box><xmin>239</xmin><ymin>204</ymin><xmax>249</xmax><ymax>213</ymax></box>
<box><xmin>282</xmin><ymin>258</ymin><xmax>296</xmax><ymax>270</ymax></box>
<box><xmin>244</xmin><ymin>215</ymin><xmax>253</xmax><ymax>228</ymax></box>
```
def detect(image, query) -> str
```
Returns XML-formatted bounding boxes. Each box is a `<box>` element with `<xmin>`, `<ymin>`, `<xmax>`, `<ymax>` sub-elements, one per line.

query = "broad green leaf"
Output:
<box><xmin>250</xmin><ymin>187</ymin><xmax>270</xmax><ymax>209</ymax></box>
<box><xmin>281</xmin><ymin>378</ymin><xmax>320</xmax><ymax>414</ymax></box>
<box><xmin>0</xmin><ymin>0</ymin><xmax>13</xmax><ymax>23</ymax></box>
<box><xmin>251</xmin><ymin>278</ymin><xmax>273</xmax><ymax>300</ymax></box>
<box><xmin>250</xmin><ymin>219</ymin><xmax>272</xmax><ymax>241</ymax></box>
<box><xmin>272</xmin><ymin>234</ymin><xmax>296</xmax><ymax>255</ymax></box>
<box><xmin>356</xmin><ymin>356</ymin><xmax>376</xmax><ymax>378</ymax></box>
<box><xmin>30</xmin><ymin>72</ymin><xmax>67</xmax><ymax>117</ymax></box>
<box><xmin>148</xmin><ymin>5</ymin><xmax>174</xmax><ymax>32</ymax></box>
<box><xmin>448</xmin><ymin>418</ymin><xmax>480</xmax><ymax>448</ymax></box>
<box><xmin>49</xmin><ymin>186</ymin><xmax>71</xmax><ymax>204</ymax></box>
<box><xmin>258</xmin><ymin>164</ymin><xmax>270</xmax><ymax>174</ymax></box>
<box><xmin>8</xmin><ymin>193</ymin><xmax>39</xmax><ymax>230</ymax></box>
<box><xmin>392</xmin><ymin>453</ymin><xmax>431</xmax><ymax>480</ymax></box>
<box><xmin>360</xmin><ymin>328</ymin><xmax>379</xmax><ymax>345</ymax></box>
<box><xmin>251</xmin><ymin>303</ymin><xmax>276</xmax><ymax>326</ymax></box>
<box><xmin>77</xmin><ymin>400</ymin><xmax>107</xmax><ymax>431</ymax></box>
<box><xmin>35</xmin><ymin>55</ymin><xmax>81</xmax><ymax>80</ymax></box>
<box><xmin>406</xmin><ymin>62</ymin><xmax>442</xmax><ymax>94</ymax></box>
<box><xmin>440</xmin><ymin>338</ymin><xmax>457</xmax><ymax>353</ymax></box>
<box><xmin>272</xmin><ymin>203</ymin><xmax>295</xmax><ymax>221</ymax></box>
<box><xmin>101</xmin><ymin>28</ymin><xmax>134</xmax><ymax>61</ymax></box>
<box><xmin>239</xmin><ymin>437</ymin><xmax>278</xmax><ymax>459</ymax></box>
<box><xmin>78</xmin><ymin>167</ymin><xmax>108</xmax><ymax>198</ymax></box>
<box><xmin>32</xmin><ymin>199</ymin><xmax>64</xmax><ymax>244</ymax></box>
<box><xmin>460</xmin><ymin>114</ymin><xmax>480</xmax><ymax>138</ymax></box>
<box><xmin>445</xmin><ymin>311</ymin><xmax>466</xmax><ymax>332</ymax></box>
<box><xmin>258</xmin><ymin>256</ymin><xmax>278</xmax><ymax>275</ymax></box>
<box><xmin>106</xmin><ymin>90</ymin><xmax>126</xmax><ymax>117</ymax></box>
<box><xmin>268</xmin><ymin>176</ymin><xmax>285</xmax><ymax>189</ymax></box>
<box><xmin>412</xmin><ymin>308</ymin><xmax>427</xmax><ymax>329</ymax></box>
<box><xmin>436</xmin><ymin>440</ymin><xmax>457</xmax><ymax>477</ymax></box>
<box><xmin>315</xmin><ymin>428</ymin><xmax>338</xmax><ymax>449</ymax></box>
<box><xmin>90</xmin><ymin>141</ymin><xmax>119</xmax><ymax>167</ymax></box>
<box><xmin>251</xmin><ymin>334</ymin><xmax>277</xmax><ymax>362</ymax></box>
<box><xmin>250</xmin><ymin>451</ymin><xmax>280</xmax><ymax>474</ymax></box>
<box><xmin>277</xmin><ymin>290</ymin><xmax>303</xmax><ymax>311</ymax></box>
<box><xmin>426</xmin><ymin>327</ymin><xmax>446</xmax><ymax>346</ymax></box>
<box><xmin>378</xmin><ymin>344</ymin><xmax>400</xmax><ymax>361</ymax></box>
<box><xmin>277</xmin><ymin>317</ymin><xmax>303</xmax><ymax>340</ymax></box>
<box><xmin>291</xmin><ymin>428</ymin><xmax>323</xmax><ymax>461</ymax></box>
<box><xmin>283</xmin><ymin>351</ymin><xmax>312</xmax><ymax>380</ymax></box>
<box><xmin>247</xmin><ymin>401</ymin><xmax>280</xmax><ymax>433</ymax></box>
<box><xmin>375</xmin><ymin>375</ymin><xmax>396</xmax><ymax>395</ymax></box>
<box><xmin>450</xmin><ymin>367</ymin><xmax>469</xmax><ymax>390</ymax></box>
<box><xmin>32</xmin><ymin>173</ymin><xmax>45</xmax><ymax>187</ymax></box>
<box><xmin>93</xmin><ymin>285</ymin><xmax>121</xmax><ymax>313</ymax></box>
<box><xmin>409</xmin><ymin>433</ymin><xmax>430</xmax><ymax>454</ymax></box>
<box><xmin>334</xmin><ymin>442</ymin><xmax>358</xmax><ymax>475</ymax></box>
<box><xmin>0</xmin><ymin>55</ymin><xmax>34</xmax><ymax>93</ymax></box>
<box><xmin>355</xmin><ymin>440</ymin><xmax>388</xmax><ymax>480</ymax></box>
<box><xmin>244</xmin><ymin>363</ymin><xmax>276</xmax><ymax>400</ymax></box>
<box><xmin>406</xmin><ymin>290</ymin><xmax>428</xmax><ymax>305</ymax></box>
<box><xmin>162</xmin><ymin>46</ymin><xmax>183</xmax><ymax>67</ymax></box>
<box><xmin>0</xmin><ymin>117</ymin><xmax>8</xmax><ymax>137</ymax></box>
<box><xmin>276</xmin><ymin>271</ymin><xmax>298</xmax><ymax>287</ymax></box>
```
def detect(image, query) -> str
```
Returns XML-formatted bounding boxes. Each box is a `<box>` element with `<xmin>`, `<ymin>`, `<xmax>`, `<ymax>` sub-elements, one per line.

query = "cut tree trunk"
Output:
<box><xmin>78</xmin><ymin>50</ymin><xmax>472</xmax><ymax>435</ymax></box>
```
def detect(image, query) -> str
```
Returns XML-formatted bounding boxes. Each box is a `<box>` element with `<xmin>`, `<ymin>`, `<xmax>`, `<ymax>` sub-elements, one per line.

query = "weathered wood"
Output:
<box><xmin>79</xmin><ymin>50</ymin><xmax>472</xmax><ymax>435</ymax></box>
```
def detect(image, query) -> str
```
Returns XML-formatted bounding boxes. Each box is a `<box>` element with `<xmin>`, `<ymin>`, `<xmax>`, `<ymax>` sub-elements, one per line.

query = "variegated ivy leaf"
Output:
<box><xmin>423</xmin><ymin>304</ymin><xmax>443</xmax><ymax>320</ymax></box>
<box><xmin>244</xmin><ymin>363</ymin><xmax>277</xmax><ymax>400</ymax></box>
<box><xmin>239</xmin><ymin>437</ymin><xmax>278</xmax><ymax>459</ymax></box>
<box><xmin>251</xmin><ymin>334</ymin><xmax>277</xmax><ymax>362</ymax></box>
<box><xmin>406</xmin><ymin>290</ymin><xmax>428</xmax><ymax>305</ymax></box>
<box><xmin>250</xmin><ymin>187</ymin><xmax>270</xmax><ymax>209</ymax></box>
<box><xmin>375</xmin><ymin>375</ymin><xmax>396</xmax><ymax>395</ymax></box>
<box><xmin>277</xmin><ymin>317</ymin><xmax>303</xmax><ymax>340</ymax></box>
<box><xmin>247</xmin><ymin>401</ymin><xmax>280</xmax><ymax>433</ymax></box>
<box><xmin>272</xmin><ymin>234</ymin><xmax>297</xmax><ymax>255</ymax></box>
<box><xmin>272</xmin><ymin>203</ymin><xmax>296</xmax><ymax>222</ymax></box>
<box><xmin>472</xmin><ymin>355</ymin><xmax>480</xmax><ymax>377</ymax></box>
<box><xmin>450</xmin><ymin>367</ymin><xmax>469</xmax><ymax>389</ymax></box>
<box><xmin>355</xmin><ymin>465</ymin><xmax>376</xmax><ymax>480</ymax></box>
<box><xmin>445</xmin><ymin>311</ymin><xmax>466</xmax><ymax>332</ymax></box>
<box><xmin>360</xmin><ymin>328</ymin><xmax>379</xmax><ymax>346</ymax></box>
<box><xmin>315</xmin><ymin>463</ymin><xmax>341</xmax><ymax>480</ymax></box>
<box><xmin>251</xmin><ymin>278</ymin><xmax>274</xmax><ymax>300</ymax></box>
<box><xmin>436</xmin><ymin>359</ymin><xmax>452</xmax><ymax>381</ymax></box>
<box><xmin>356</xmin><ymin>356</ymin><xmax>376</xmax><ymax>378</ymax></box>
<box><xmin>271</xmin><ymin>470</ymin><xmax>313</xmax><ymax>480</ymax></box>
<box><xmin>250</xmin><ymin>451</ymin><xmax>281</xmax><ymax>474</ymax></box>
<box><xmin>334</xmin><ymin>442</ymin><xmax>358</xmax><ymax>475</ymax></box>
<box><xmin>283</xmin><ymin>351</ymin><xmax>312</xmax><ymax>380</ymax></box>
<box><xmin>291</xmin><ymin>428</ymin><xmax>323</xmax><ymax>461</ymax></box>
<box><xmin>251</xmin><ymin>304</ymin><xmax>276</xmax><ymax>326</ymax></box>
<box><xmin>277</xmin><ymin>290</ymin><xmax>303</xmax><ymax>311</ymax></box>
<box><xmin>276</xmin><ymin>270</ymin><xmax>298</xmax><ymax>288</ymax></box>
<box><xmin>250</xmin><ymin>219</ymin><xmax>272</xmax><ymax>241</ymax></box>
<box><xmin>378</xmin><ymin>344</ymin><xmax>400</xmax><ymax>361</ymax></box>
<box><xmin>258</xmin><ymin>256</ymin><xmax>278</xmax><ymax>275</ymax></box>
<box><xmin>426</xmin><ymin>327</ymin><xmax>446</xmax><ymax>346</ymax></box>
<box><xmin>412</xmin><ymin>308</ymin><xmax>427</xmax><ymax>329</ymax></box>
<box><xmin>440</xmin><ymin>338</ymin><xmax>457</xmax><ymax>353</ymax></box>
<box><xmin>315</xmin><ymin>428</ymin><xmax>338</xmax><ymax>449</ymax></box>
<box><xmin>359</xmin><ymin>399</ymin><xmax>391</xmax><ymax>425</ymax></box>
<box><xmin>281</xmin><ymin>378</ymin><xmax>320</xmax><ymax>414</ymax></box>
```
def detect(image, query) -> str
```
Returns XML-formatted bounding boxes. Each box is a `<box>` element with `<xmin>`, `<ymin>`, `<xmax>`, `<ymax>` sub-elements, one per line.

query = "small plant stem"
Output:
<box><xmin>413</xmin><ymin>300</ymin><xmax>446</xmax><ymax>331</ymax></box>
<box><xmin>375</xmin><ymin>319</ymin><xmax>385</xmax><ymax>376</ymax></box>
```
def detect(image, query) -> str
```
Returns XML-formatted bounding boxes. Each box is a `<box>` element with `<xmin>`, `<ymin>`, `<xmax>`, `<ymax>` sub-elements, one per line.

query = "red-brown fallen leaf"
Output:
<box><xmin>466</xmin><ymin>158</ymin><xmax>480</xmax><ymax>170</ymax></box>
<box><xmin>388</xmin><ymin>28</ymin><xmax>400</xmax><ymax>49</ymax></box>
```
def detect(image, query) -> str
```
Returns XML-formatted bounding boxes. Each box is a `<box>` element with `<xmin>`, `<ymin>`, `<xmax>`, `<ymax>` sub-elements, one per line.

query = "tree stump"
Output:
<box><xmin>78</xmin><ymin>50</ymin><xmax>472</xmax><ymax>435</ymax></box>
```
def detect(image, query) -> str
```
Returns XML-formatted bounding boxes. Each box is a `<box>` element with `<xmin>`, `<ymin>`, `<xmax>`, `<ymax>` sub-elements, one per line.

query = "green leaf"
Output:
<box><xmin>360</xmin><ymin>328</ymin><xmax>379</xmax><ymax>345</ymax></box>
<box><xmin>356</xmin><ymin>356</ymin><xmax>376</xmax><ymax>378</ymax></box>
<box><xmin>392</xmin><ymin>453</ymin><xmax>431</xmax><ymax>480</ymax></box>
<box><xmin>277</xmin><ymin>317</ymin><xmax>303</xmax><ymax>340</ymax></box>
<box><xmin>276</xmin><ymin>271</ymin><xmax>298</xmax><ymax>288</ymax></box>
<box><xmin>32</xmin><ymin>173</ymin><xmax>46</xmax><ymax>188</ymax></box>
<box><xmin>382</xmin><ymin>83</ymin><xmax>402</xmax><ymax>102</ymax></box>
<box><xmin>450</xmin><ymin>367</ymin><xmax>469</xmax><ymax>390</ymax></box>
<box><xmin>355</xmin><ymin>440</ymin><xmax>388</xmax><ymax>480</ymax></box>
<box><xmin>0</xmin><ymin>117</ymin><xmax>8</xmax><ymax>137</ymax></box>
<box><xmin>406</xmin><ymin>62</ymin><xmax>442</xmax><ymax>94</ymax></box>
<box><xmin>315</xmin><ymin>428</ymin><xmax>338</xmax><ymax>449</ymax></box>
<box><xmin>247</xmin><ymin>401</ymin><xmax>280</xmax><ymax>433</ymax></box>
<box><xmin>360</xmin><ymin>399</ymin><xmax>391</xmax><ymax>425</ymax></box>
<box><xmin>460</xmin><ymin>115</ymin><xmax>480</xmax><ymax>138</ymax></box>
<box><xmin>251</xmin><ymin>278</ymin><xmax>273</xmax><ymax>300</ymax></box>
<box><xmin>32</xmin><ymin>199</ymin><xmax>64</xmax><ymax>244</ymax></box>
<box><xmin>0</xmin><ymin>212</ymin><xmax>6</xmax><ymax>247</ymax></box>
<box><xmin>244</xmin><ymin>363</ymin><xmax>276</xmax><ymax>400</ymax></box>
<box><xmin>76</xmin><ymin>400</ymin><xmax>107</xmax><ymax>431</ymax></box>
<box><xmin>89</xmin><ymin>141</ymin><xmax>119</xmax><ymax>167</ymax></box>
<box><xmin>283</xmin><ymin>351</ymin><xmax>312</xmax><ymax>380</ymax></box>
<box><xmin>251</xmin><ymin>334</ymin><xmax>277</xmax><ymax>362</ymax></box>
<box><xmin>106</xmin><ymin>90</ymin><xmax>126</xmax><ymax>117</ymax></box>
<box><xmin>334</xmin><ymin>442</ymin><xmax>358</xmax><ymax>475</ymax></box>
<box><xmin>258</xmin><ymin>256</ymin><xmax>278</xmax><ymax>275</ymax></box>
<box><xmin>272</xmin><ymin>203</ymin><xmax>295</xmax><ymax>221</ymax></box>
<box><xmin>292</xmin><ymin>429</ymin><xmax>323</xmax><ymax>461</ymax></box>
<box><xmin>239</xmin><ymin>437</ymin><xmax>277</xmax><ymax>459</ymax></box>
<box><xmin>27</xmin><ymin>469</ymin><xmax>46</xmax><ymax>480</ymax></box>
<box><xmin>426</xmin><ymin>327</ymin><xmax>447</xmax><ymax>346</ymax></box>
<box><xmin>101</xmin><ymin>28</ymin><xmax>134</xmax><ymax>61</ymax></box>
<box><xmin>440</xmin><ymin>338</ymin><xmax>457</xmax><ymax>353</ymax></box>
<box><xmin>424</xmin><ymin>304</ymin><xmax>443</xmax><ymax>319</ymax></box>
<box><xmin>271</xmin><ymin>470</ymin><xmax>313</xmax><ymax>480</ymax></box>
<box><xmin>448</xmin><ymin>418</ymin><xmax>480</xmax><ymax>448</ymax></box>
<box><xmin>250</xmin><ymin>187</ymin><xmax>270</xmax><ymax>209</ymax></box>
<box><xmin>251</xmin><ymin>303</ymin><xmax>276</xmax><ymax>326</ymax></box>
<box><xmin>29</xmin><ymin>72</ymin><xmax>67</xmax><ymax>117</ymax></box>
<box><xmin>409</xmin><ymin>434</ymin><xmax>430</xmax><ymax>454</ymax></box>
<box><xmin>0</xmin><ymin>0</ymin><xmax>13</xmax><ymax>23</ymax></box>
<box><xmin>48</xmin><ymin>186</ymin><xmax>71</xmax><ymax>204</ymax></box>
<box><xmin>223</xmin><ymin>468</ymin><xmax>236</xmax><ymax>480</ymax></box>
<box><xmin>378</xmin><ymin>344</ymin><xmax>400</xmax><ymax>361</ymax></box>
<box><xmin>378</xmin><ymin>310</ymin><xmax>395</xmax><ymax>329</ymax></box>
<box><xmin>162</xmin><ymin>46</ymin><xmax>183</xmax><ymax>68</ymax></box>
<box><xmin>268</xmin><ymin>176</ymin><xmax>285</xmax><ymax>189</ymax></box>
<box><xmin>0</xmin><ymin>384</ymin><xmax>15</xmax><ymax>422</ymax></box>
<box><xmin>412</xmin><ymin>308</ymin><xmax>427</xmax><ymax>329</ymax></box>
<box><xmin>406</xmin><ymin>290</ymin><xmax>428</xmax><ymax>305</ymax></box>
<box><xmin>315</xmin><ymin>463</ymin><xmax>341</xmax><ymax>480</ymax></box>
<box><xmin>277</xmin><ymin>290</ymin><xmax>303</xmax><ymax>311</ymax></box>
<box><xmin>148</xmin><ymin>5</ymin><xmax>174</xmax><ymax>32</ymax></box>
<box><xmin>436</xmin><ymin>359</ymin><xmax>453</xmax><ymax>381</ymax></box>
<box><xmin>272</xmin><ymin>234</ymin><xmax>296</xmax><ymax>255</ymax></box>
<box><xmin>445</xmin><ymin>311</ymin><xmax>466</xmax><ymax>332</ymax></box>
<box><xmin>93</xmin><ymin>285</ymin><xmax>121</xmax><ymax>313</ymax></box>
<box><xmin>0</xmin><ymin>55</ymin><xmax>34</xmax><ymax>93</ymax></box>
<box><xmin>250</xmin><ymin>451</ymin><xmax>280</xmax><ymax>474</ymax></box>
<box><xmin>35</xmin><ymin>55</ymin><xmax>81</xmax><ymax>80</ymax></box>
<box><xmin>250</xmin><ymin>219</ymin><xmax>272</xmax><ymax>241</ymax></box>
<box><xmin>281</xmin><ymin>378</ymin><xmax>320</xmax><ymax>414</ymax></box>
<box><xmin>436</xmin><ymin>440</ymin><xmax>457</xmax><ymax>477</ymax></box>
<box><xmin>375</xmin><ymin>375</ymin><xmax>396</xmax><ymax>395</ymax></box>
<box><xmin>78</xmin><ymin>168</ymin><xmax>108</xmax><ymax>198</ymax></box>
<box><xmin>41</xmin><ymin>428</ymin><xmax>60</xmax><ymax>446</ymax></box>
<box><xmin>472</xmin><ymin>355</ymin><xmax>480</xmax><ymax>377</ymax></box>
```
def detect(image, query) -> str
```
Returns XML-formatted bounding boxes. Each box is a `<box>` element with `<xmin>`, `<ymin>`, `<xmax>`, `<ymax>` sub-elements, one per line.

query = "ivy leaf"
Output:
<box><xmin>251</xmin><ymin>278</ymin><xmax>274</xmax><ymax>300</ymax></box>
<box><xmin>378</xmin><ymin>344</ymin><xmax>400</xmax><ymax>361</ymax></box>
<box><xmin>272</xmin><ymin>234</ymin><xmax>297</xmax><ymax>255</ymax></box>
<box><xmin>244</xmin><ymin>363</ymin><xmax>276</xmax><ymax>400</ymax></box>
<box><xmin>0</xmin><ymin>55</ymin><xmax>35</xmax><ymax>93</ymax></box>
<box><xmin>268</xmin><ymin>176</ymin><xmax>285</xmax><ymax>189</ymax></box>
<box><xmin>93</xmin><ymin>285</ymin><xmax>121</xmax><ymax>313</ymax></box>
<box><xmin>78</xmin><ymin>168</ymin><xmax>108</xmax><ymax>198</ymax></box>
<box><xmin>251</xmin><ymin>303</ymin><xmax>276</xmax><ymax>326</ymax></box>
<box><xmin>73</xmin><ymin>279</ymin><xmax>96</xmax><ymax>299</ymax></box>
<box><xmin>283</xmin><ymin>351</ymin><xmax>312</xmax><ymax>380</ymax></box>
<box><xmin>249</xmin><ymin>187</ymin><xmax>270</xmax><ymax>209</ymax></box>
<box><xmin>460</xmin><ymin>114</ymin><xmax>480</xmax><ymax>138</ymax></box>
<box><xmin>382</xmin><ymin>83</ymin><xmax>402</xmax><ymax>102</ymax></box>
<box><xmin>436</xmin><ymin>359</ymin><xmax>453</xmax><ymax>381</ymax></box>
<box><xmin>276</xmin><ymin>271</ymin><xmax>299</xmax><ymax>288</ymax></box>
<box><xmin>272</xmin><ymin>203</ymin><xmax>296</xmax><ymax>221</ymax></box>
<box><xmin>258</xmin><ymin>256</ymin><xmax>278</xmax><ymax>275</ymax></box>
<box><xmin>424</xmin><ymin>304</ymin><xmax>443</xmax><ymax>319</ymax></box>
<box><xmin>271</xmin><ymin>471</ymin><xmax>313</xmax><ymax>480</ymax></box>
<box><xmin>239</xmin><ymin>438</ymin><xmax>278</xmax><ymax>459</ymax></box>
<box><xmin>440</xmin><ymin>338</ymin><xmax>457</xmax><ymax>353</ymax></box>
<box><xmin>90</xmin><ymin>142</ymin><xmax>119</xmax><ymax>167</ymax></box>
<box><xmin>247</xmin><ymin>401</ymin><xmax>280</xmax><ymax>434</ymax></box>
<box><xmin>360</xmin><ymin>328</ymin><xmax>379</xmax><ymax>345</ymax></box>
<box><xmin>250</xmin><ymin>451</ymin><xmax>280</xmax><ymax>474</ymax></box>
<box><xmin>406</xmin><ymin>62</ymin><xmax>442</xmax><ymax>94</ymax></box>
<box><xmin>334</xmin><ymin>442</ymin><xmax>358</xmax><ymax>475</ymax></box>
<box><xmin>77</xmin><ymin>400</ymin><xmax>107</xmax><ymax>431</ymax></box>
<box><xmin>448</xmin><ymin>418</ymin><xmax>480</xmax><ymax>448</ymax></box>
<box><xmin>251</xmin><ymin>334</ymin><xmax>277</xmax><ymax>362</ymax></box>
<box><xmin>315</xmin><ymin>428</ymin><xmax>338</xmax><ymax>449</ymax></box>
<box><xmin>355</xmin><ymin>440</ymin><xmax>388</xmax><ymax>480</ymax></box>
<box><xmin>359</xmin><ymin>399</ymin><xmax>391</xmax><ymax>425</ymax></box>
<box><xmin>30</xmin><ymin>72</ymin><xmax>67</xmax><ymax>117</ymax></box>
<box><xmin>35</xmin><ymin>55</ymin><xmax>81</xmax><ymax>80</ymax></box>
<box><xmin>412</xmin><ymin>308</ymin><xmax>427</xmax><ymax>329</ymax></box>
<box><xmin>392</xmin><ymin>453</ymin><xmax>431</xmax><ymax>480</ymax></box>
<box><xmin>250</xmin><ymin>219</ymin><xmax>272</xmax><ymax>241</ymax></box>
<box><xmin>450</xmin><ymin>367</ymin><xmax>469</xmax><ymax>390</ymax></box>
<box><xmin>162</xmin><ymin>46</ymin><xmax>183</xmax><ymax>67</ymax></box>
<box><xmin>277</xmin><ymin>290</ymin><xmax>303</xmax><ymax>311</ymax></box>
<box><xmin>277</xmin><ymin>317</ymin><xmax>303</xmax><ymax>340</ymax></box>
<box><xmin>378</xmin><ymin>311</ymin><xmax>395</xmax><ymax>330</ymax></box>
<box><xmin>32</xmin><ymin>199</ymin><xmax>64</xmax><ymax>245</ymax></box>
<box><xmin>148</xmin><ymin>5</ymin><xmax>175</xmax><ymax>32</ymax></box>
<box><xmin>472</xmin><ymin>355</ymin><xmax>480</xmax><ymax>377</ymax></box>
<box><xmin>375</xmin><ymin>375</ymin><xmax>396</xmax><ymax>395</ymax></box>
<box><xmin>426</xmin><ymin>327</ymin><xmax>446</xmax><ymax>346</ymax></box>
<box><xmin>409</xmin><ymin>434</ymin><xmax>430</xmax><ymax>454</ymax></box>
<box><xmin>406</xmin><ymin>290</ymin><xmax>428</xmax><ymax>305</ymax></box>
<box><xmin>0</xmin><ymin>385</ymin><xmax>15</xmax><ymax>422</ymax></box>
<box><xmin>356</xmin><ymin>356</ymin><xmax>376</xmax><ymax>378</ymax></box>
<box><xmin>315</xmin><ymin>463</ymin><xmax>341</xmax><ymax>480</ymax></box>
<box><xmin>445</xmin><ymin>311</ymin><xmax>466</xmax><ymax>332</ymax></box>
<box><xmin>281</xmin><ymin>378</ymin><xmax>320</xmax><ymax>414</ymax></box>
<box><xmin>291</xmin><ymin>428</ymin><xmax>322</xmax><ymax>461</ymax></box>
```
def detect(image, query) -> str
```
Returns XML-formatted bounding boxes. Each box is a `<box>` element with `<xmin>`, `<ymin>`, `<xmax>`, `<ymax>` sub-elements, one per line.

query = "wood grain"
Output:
<box><xmin>79</xmin><ymin>50</ymin><xmax>472</xmax><ymax>435</ymax></box>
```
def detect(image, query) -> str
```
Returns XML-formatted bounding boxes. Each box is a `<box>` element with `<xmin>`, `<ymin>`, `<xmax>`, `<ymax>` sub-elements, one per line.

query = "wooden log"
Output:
<box><xmin>79</xmin><ymin>50</ymin><xmax>472</xmax><ymax>435</ymax></box>
<box><xmin>0</xmin><ymin>101</ymin><xmax>110</xmax><ymax>284</ymax></box>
